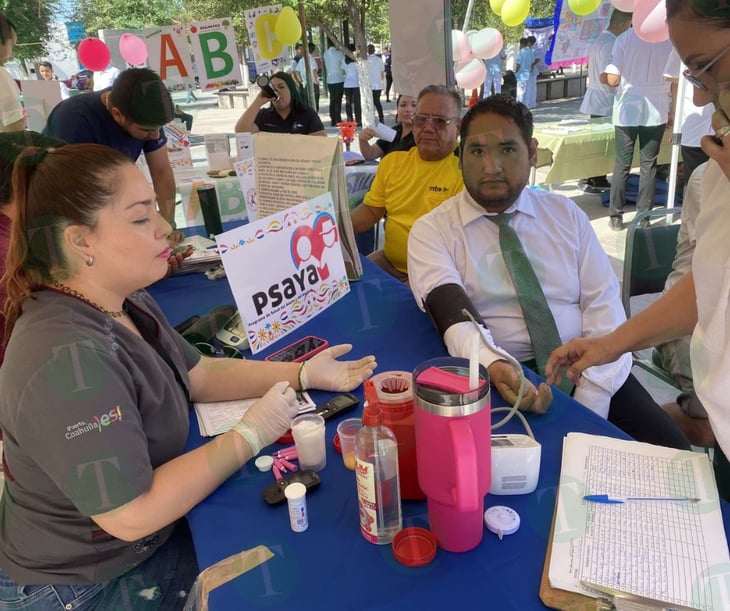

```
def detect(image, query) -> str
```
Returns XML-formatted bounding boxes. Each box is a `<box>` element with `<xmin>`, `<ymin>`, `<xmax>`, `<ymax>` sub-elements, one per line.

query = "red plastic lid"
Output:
<box><xmin>333</xmin><ymin>433</ymin><xmax>342</xmax><ymax>454</ymax></box>
<box><xmin>277</xmin><ymin>430</ymin><xmax>294</xmax><ymax>444</ymax></box>
<box><xmin>391</xmin><ymin>527</ymin><xmax>437</xmax><ymax>567</ymax></box>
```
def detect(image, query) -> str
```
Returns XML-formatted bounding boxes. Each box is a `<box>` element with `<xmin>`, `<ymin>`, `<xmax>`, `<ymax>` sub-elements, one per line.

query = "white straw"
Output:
<box><xmin>469</xmin><ymin>331</ymin><xmax>480</xmax><ymax>390</ymax></box>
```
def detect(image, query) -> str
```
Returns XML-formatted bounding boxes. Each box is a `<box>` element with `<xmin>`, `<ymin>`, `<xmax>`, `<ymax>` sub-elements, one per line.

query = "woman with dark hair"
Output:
<box><xmin>547</xmin><ymin>0</ymin><xmax>730</xmax><ymax>499</ymax></box>
<box><xmin>358</xmin><ymin>94</ymin><xmax>416</xmax><ymax>160</ymax></box>
<box><xmin>0</xmin><ymin>143</ymin><xmax>374</xmax><ymax>607</ymax></box>
<box><xmin>234</xmin><ymin>70</ymin><xmax>325</xmax><ymax>135</ymax></box>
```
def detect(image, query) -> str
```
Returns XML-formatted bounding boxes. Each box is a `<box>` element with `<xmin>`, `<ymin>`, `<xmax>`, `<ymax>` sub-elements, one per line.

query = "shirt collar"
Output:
<box><xmin>458</xmin><ymin>188</ymin><xmax>538</xmax><ymax>227</ymax></box>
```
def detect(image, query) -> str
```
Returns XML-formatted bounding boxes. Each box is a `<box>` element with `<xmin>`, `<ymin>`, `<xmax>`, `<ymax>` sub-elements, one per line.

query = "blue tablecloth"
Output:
<box><xmin>148</xmin><ymin>258</ymin><xmax>730</xmax><ymax>610</ymax></box>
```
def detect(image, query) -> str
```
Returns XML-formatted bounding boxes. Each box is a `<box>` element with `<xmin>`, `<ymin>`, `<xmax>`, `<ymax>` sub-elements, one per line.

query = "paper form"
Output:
<box><xmin>549</xmin><ymin>433</ymin><xmax>730</xmax><ymax>610</ymax></box>
<box><xmin>194</xmin><ymin>392</ymin><xmax>316</xmax><ymax>437</ymax></box>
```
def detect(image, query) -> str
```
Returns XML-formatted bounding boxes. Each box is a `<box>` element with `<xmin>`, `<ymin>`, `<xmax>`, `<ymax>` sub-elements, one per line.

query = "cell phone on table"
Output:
<box><xmin>264</xmin><ymin>336</ymin><xmax>329</xmax><ymax>363</ymax></box>
<box><xmin>215</xmin><ymin>312</ymin><xmax>249</xmax><ymax>350</ymax></box>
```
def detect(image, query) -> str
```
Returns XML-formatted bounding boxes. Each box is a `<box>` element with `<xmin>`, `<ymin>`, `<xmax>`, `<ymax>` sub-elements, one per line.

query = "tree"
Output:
<box><xmin>450</xmin><ymin>0</ymin><xmax>557</xmax><ymax>42</ymax></box>
<box><xmin>73</xmin><ymin>0</ymin><xmax>184</xmax><ymax>33</ymax></box>
<box><xmin>1</xmin><ymin>1</ymin><xmax>60</xmax><ymax>62</ymax></box>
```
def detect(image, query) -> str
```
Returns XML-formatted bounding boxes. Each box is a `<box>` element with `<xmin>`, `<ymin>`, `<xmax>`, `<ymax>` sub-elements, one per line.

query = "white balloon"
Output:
<box><xmin>470</xmin><ymin>28</ymin><xmax>504</xmax><ymax>60</ymax></box>
<box><xmin>452</xmin><ymin>29</ymin><xmax>472</xmax><ymax>63</ymax></box>
<box><xmin>455</xmin><ymin>58</ymin><xmax>487</xmax><ymax>90</ymax></box>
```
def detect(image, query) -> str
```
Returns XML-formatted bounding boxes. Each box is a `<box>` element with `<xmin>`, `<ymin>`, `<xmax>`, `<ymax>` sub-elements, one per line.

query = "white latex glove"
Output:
<box><xmin>232</xmin><ymin>381</ymin><xmax>298</xmax><ymax>455</ymax></box>
<box><xmin>299</xmin><ymin>344</ymin><xmax>376</xmax><ymax>392</ymax></box>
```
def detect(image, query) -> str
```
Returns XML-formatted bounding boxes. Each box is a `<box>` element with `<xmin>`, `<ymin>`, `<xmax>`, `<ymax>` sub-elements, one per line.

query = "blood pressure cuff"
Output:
<box><xmin>423</xmin><ymin>283</ymin><xmax>483</xmax><ymax>339</ymax></box>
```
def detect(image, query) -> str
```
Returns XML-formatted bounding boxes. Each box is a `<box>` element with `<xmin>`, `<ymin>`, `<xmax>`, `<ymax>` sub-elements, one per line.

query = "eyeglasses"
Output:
<box><xmin>412</xmin><ymin>114</ymin><xmax>459</xmax><ymax>130</ymax></box>
<box><xmin>194</xmin><ymin>342</ymin><xmax>245</xmax><ymax>359</ymax></box>
<box><xmin>683</xmin><ymin>42</ymin><xmax>730</xmax><ymax>91</ymax></box>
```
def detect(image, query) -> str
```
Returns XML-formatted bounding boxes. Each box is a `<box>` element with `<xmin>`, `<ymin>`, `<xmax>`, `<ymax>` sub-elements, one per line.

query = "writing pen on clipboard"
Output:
<box><xmin>583</xmin><ymin>494</ymin><xmax>700</xmax><ymax>504</ymax></box>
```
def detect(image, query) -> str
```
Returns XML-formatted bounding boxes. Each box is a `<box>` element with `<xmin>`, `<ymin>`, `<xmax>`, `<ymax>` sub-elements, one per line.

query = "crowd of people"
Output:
<box><xmin>0</xmin><ymin>2</ymin><xmax>730</xmax><ymax>607</ymax></box>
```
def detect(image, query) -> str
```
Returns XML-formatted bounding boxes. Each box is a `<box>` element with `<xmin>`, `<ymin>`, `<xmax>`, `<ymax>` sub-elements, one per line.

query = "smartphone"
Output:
<box><xmin>264</xmin><ymin>336</ymin><xmax>329</xmax><ymax>363</ymax></box>
<box><xmin>215</xmin><ymin>312</ymin><xmax>250</xmax><ymax>350</ymax></box>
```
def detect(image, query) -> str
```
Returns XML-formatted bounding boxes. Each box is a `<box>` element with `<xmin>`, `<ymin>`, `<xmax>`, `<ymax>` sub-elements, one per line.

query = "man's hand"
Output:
<box><xmin>488</xmin><ymin>361</ymin><xmax>552</xmax><ymax>414</ymax></box>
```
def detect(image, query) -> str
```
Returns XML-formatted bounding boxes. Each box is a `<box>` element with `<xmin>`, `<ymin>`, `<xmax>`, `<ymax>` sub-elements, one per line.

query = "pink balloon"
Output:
<box><xmin>452</xmin><ymin>30</ymin><xmax>472</xmax><ymax>63</ymax></box>
<box><xmin>633</xmin><ymin>0</ymin><xmax>669</xmax><ymax>43</ymax></box>
<box><xmin>611</xmin><ymin>0</ymin><xmax>634</xmax><ymax>10</ymax></box>
<box><xmin>469</xmin><ymin>28</ymin><xmax>504</xmax><ymax>61</ymax></box>
<box><xmin>455</xmin><ymin>58</ymin><xmax>487</xmax><ymax>90</ymax></box>
<box><xmin>77</xmin><ymin>38</ymin><xmax>111</xmax><ymax>72</ymax></box>
<box><xmin>119</xmin><ymin>33</ymin><xmax>148</xmax><ymax>66</ymax></box>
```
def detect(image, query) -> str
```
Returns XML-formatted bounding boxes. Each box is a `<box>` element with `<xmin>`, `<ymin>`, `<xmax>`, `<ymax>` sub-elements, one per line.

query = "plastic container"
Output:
<box><xmin>354</xmin><ymin>405</ymin><xmax>402</xmax><ymax>545</ymax></box>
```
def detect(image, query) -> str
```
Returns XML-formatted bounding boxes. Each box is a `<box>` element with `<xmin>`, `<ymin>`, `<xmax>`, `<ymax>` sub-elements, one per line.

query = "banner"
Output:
<box><xmin>547</xmin><ymin>0</ymin><xmax>612</xmax><ymax>68</ymax></box>
<box><xmin>189</xmin><ymin>18</ymin><xmax>242</xmax><ymax>90</ymax></box>
<box><xmin>142</xmin><ymin>25</ymin><xmax>194</xmax><ymax>92</ymax></box>
<box><xmin>218</xmin><ymin>194</ymin><xmax>350</xmax><ymax>353</ymax></box>
<box><xmin>245</xmin><ymin>4</ymin><xmax>288</xmax><ymax>76</ymax></box>
<box><xmin>20</xmin><ymin>80</ymin><xmax>63</xmax><ymax>132</ymax></box>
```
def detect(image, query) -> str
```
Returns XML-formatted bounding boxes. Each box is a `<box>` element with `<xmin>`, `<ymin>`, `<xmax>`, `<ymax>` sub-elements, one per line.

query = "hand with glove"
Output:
<box><xmin>299</xmin><ymin>344</ymin><xmax>376</xmax><ymax>392</ymax></box>
<box><xmin>232</xmin><ymin>381</ymin><xmax>299</xmax><ymax>455</ymax></box>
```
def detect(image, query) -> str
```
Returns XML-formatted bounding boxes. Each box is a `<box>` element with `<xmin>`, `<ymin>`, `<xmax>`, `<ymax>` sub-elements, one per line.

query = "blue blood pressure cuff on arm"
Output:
<box><xmin>423</xmin><ymin>283</ymin><xmax>483</xmax><ymax>339</ymax></box>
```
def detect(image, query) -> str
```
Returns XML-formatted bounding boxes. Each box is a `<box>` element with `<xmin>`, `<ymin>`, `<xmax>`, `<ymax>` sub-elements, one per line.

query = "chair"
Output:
<box><xmin>621</xmin><ymin>208</ymin><xmax>682</xmax><ymax>388</ymax></box>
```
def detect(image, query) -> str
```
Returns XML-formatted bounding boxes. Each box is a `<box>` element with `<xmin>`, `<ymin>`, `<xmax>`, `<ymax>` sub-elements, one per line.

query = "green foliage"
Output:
<box><xmin>450</xmin><ymin>0</ymin><xmax>557</xmax><ymax>43</ymax></box>
<box><xmin>73</xmin><ymin>0</ymin><xmax>184</xmax><ymax>33</ymax></box>
<box><xmin>0</xmin><ymin>1</ymin><xmax>60</xmax><ymax>61</ymax></box>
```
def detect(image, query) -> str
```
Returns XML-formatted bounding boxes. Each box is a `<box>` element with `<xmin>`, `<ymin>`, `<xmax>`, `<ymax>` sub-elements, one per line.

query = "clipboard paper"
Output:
<box><xmin>546</xmin><ymin>433</ymin><xmax>730</xmax><ymax>611</ymax></box>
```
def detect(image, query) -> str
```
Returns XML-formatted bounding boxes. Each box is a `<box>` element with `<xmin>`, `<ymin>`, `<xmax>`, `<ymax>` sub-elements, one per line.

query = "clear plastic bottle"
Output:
<box><xmin>354</xmin><ymin>404</ymin><xmax>402</xmax><ymax>544</ymax></box>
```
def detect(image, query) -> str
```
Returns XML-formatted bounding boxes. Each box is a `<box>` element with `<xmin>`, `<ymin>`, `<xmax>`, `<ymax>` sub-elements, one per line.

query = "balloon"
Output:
<box><xmin>77</xmin><ymin>38</ymin><xmax>111</xmax><ymax>72</ymax></box>
<box><xmin>452</xmin><ymin>29</ymin><xmax>472</xmax><ymax>63</ymax></box>
<box><xmin>633</xmin><ymin>0</ymin><xmax>669</xmax><ymax>43</ymax></box>
<box><xmin>275</xmin><ymin>6</ymin><xmax>302</xmax><ymax>46</ymax></box>
<box><xmin>469</xmin><ymin>28</ymin><xmax>503</xmax><ymax>60</ymax></box>
<box><xmin>611</xmin><ymin>0</ymin><xmax>634</xmax><ymax>10</ymax></box>
<box><xmin>119</xmin><ymin>33</ymin><xmax>148</xmax><ymax>66</ymax></box>
<box><xmin>490</xmin><ymin>0</ymin><xmax>507</xmax><ymax>16</ymax></box>
<box><xmin>568</xmin><ymin>0</ymin><xmax>601</xmax><ymax>16</ymax></box>
<box><xmin>455</xmin><ymin>58</ymin><xmax>487</xmax><ymax>90</ymax></box>
<box><xmin>501</xmin><ymin>0</ymin><xmax>530</xmax><ymax>27</ymax></box>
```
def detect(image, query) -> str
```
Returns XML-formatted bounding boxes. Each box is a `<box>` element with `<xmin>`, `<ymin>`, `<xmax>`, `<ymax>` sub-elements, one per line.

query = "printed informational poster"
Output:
<box><xmin>233</xmin><ymin>158</ymin><xmax>257</xmax><ymax>222</ymax></box>
<box><xmin>164</xmin><ymin>121</ymin><xmax>193</xmax><ymax>170</ymax></box>
<box><xmin>142</xmin><ymin>25</ymin><xmax>195</xmax><ymax>93</ymax></box>
<box><xmin>547</xmin><ymin>0</ymin><xmax>612</xmax><ymax>67</ymax></box>
<box><xmin>244</xmin><ymin>5</ymin><xmax>289</xmax><ymax>76</ymax></box>
<box><xmin>189</xmin><ymin>18</ymin><xmax>242</xmax><ymax>90</ymax></box>
<box><xmin>218</xmin><ymin>193</ymin><xmax>350</xmax><ymax>353</ymax></box>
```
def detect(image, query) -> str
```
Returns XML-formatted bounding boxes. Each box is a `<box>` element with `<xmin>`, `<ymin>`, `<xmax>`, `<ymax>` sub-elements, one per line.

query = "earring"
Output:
<box><xmin>86</xmin><ymin>255</ymin><xmax>94</xmax><ymax>267</ymax></box>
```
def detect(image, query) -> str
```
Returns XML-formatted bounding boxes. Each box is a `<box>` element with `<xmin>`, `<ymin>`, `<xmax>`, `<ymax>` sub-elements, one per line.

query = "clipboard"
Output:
<box><xmin>539</xmin><ymin>500</ymin><xmax>612</xmax><ymax>611</ymax></box>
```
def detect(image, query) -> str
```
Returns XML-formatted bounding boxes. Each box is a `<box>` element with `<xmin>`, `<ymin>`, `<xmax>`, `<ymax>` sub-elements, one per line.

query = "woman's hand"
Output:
<box><xmin>166</xmin><ymin>245</ymin><xmax>193</xmax><ymax>277</ymax></box>
<box><xmin>702</xmin><ymin>88</ymin><xmax>730</xmax><ymax>180</ymax></box>
<box><xmin>359</xmin><ymin>127</ymin><xmax>377</xmax><ymax>142</ymax></box>
<box><xmin>300</xmin><ymin>344</ymin><xmax>376</xmax><ymax>391</ymax></box>
<box><xmin>545</xmin><ymin>336</ymin><xmax>618</xmax><ymax>388</ymax></box>
<box><xmin>234</xmin><ymin>381</ymin><xmax>299</xmax><ymax>454</ymax></box>
<box><xmin>487</xmin><ymin>361</ymin><xmax>552</xmax><ymax>414</ymax></box>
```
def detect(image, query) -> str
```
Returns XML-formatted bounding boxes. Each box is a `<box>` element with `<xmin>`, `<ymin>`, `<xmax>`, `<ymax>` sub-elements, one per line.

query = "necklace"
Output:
<box><xmin>51</xmin><ymin>282</ymin><xmax>126</xmax><ymax>318</ymax></box>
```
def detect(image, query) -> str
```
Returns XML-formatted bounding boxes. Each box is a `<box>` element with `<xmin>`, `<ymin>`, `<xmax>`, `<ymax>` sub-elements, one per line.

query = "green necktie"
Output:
<box><xmin>486</xmin><ymin>212</ymin><xmax>574</xmax><ymax>394</ymax></box>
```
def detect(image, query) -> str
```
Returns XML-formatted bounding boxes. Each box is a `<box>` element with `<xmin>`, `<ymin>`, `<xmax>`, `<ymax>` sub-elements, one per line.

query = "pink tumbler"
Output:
<box><xmin>413</xmin><ymin>357</ymin><xmax>491</xmax><ymax>552</ymax></box>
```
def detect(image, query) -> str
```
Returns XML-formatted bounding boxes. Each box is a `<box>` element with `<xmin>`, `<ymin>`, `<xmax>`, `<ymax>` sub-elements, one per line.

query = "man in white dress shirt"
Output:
<box><xmin>407</xmin><ymin>95</ymin><xmax>689</xmax><ymax>449</ymax></box>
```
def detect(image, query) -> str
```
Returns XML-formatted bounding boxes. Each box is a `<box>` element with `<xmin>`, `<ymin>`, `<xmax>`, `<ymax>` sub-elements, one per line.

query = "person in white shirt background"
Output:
<box><xmin>0</xmin><ymin>12</ymin><xmax>24</xmax><ymax>133</ymax></box>
<box><xmin>483</xmin><ymin>44</ymin><xmax>506</xmax><ymax>97</ymax></box>
<box><xmin>323</xmin><ymin>39</ymin><xmax>345</xmax><ymax>127</ymax></box>
<box><xmin>602</xmin><ymin>28</ymin><xmax>673</xmax><ymax>231</ymax></box>
<box><xmin>578</xmin><ymin>9</ymin><xmax>632</xmax><ymax>192</ymax></box>
<box><xmin>93</xmin><ymin>63</ymin><xmax>122</xmax><ymax>92</ymax></box>
<box><xmin>367</xmin><ymin>44</ymin><xmax>385</xmax><ymax>123</ymax></box>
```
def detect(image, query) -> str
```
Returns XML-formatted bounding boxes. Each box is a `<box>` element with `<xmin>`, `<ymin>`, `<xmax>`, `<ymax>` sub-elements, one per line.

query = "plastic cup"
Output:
<box><xmin>196</xmin><ymin>184</ymin><xmax>223</xmax><ymax>237</ymax></box>
<box><xmin>291</xmin><ymin>413</ymin><xmax>327</xmax><ymax>472</ymax></box>
<box><xmin>336</xmin><ymin>418</ymin><xmax>362</xmax><ymax>470</ymax></box>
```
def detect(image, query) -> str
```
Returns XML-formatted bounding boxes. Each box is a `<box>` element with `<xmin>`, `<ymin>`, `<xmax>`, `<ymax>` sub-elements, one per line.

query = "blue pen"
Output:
<box><xmin>584</xmin><ymin>494</ymin><xmax>700</xmax><ymax>504</ymax></box>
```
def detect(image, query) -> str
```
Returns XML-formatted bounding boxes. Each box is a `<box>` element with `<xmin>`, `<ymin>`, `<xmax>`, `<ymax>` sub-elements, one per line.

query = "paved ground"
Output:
<box><xmin>175</xmin><ymin>87</ymin><xmax>678</xmax><ymax>405</ymax></box>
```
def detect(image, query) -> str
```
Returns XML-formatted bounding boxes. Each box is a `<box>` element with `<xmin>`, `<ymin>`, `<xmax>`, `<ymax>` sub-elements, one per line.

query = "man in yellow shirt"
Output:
<box><xmin>350</xmin><ymin>85</ymin><xmax>464</xmax><ymax>282</ymax></box>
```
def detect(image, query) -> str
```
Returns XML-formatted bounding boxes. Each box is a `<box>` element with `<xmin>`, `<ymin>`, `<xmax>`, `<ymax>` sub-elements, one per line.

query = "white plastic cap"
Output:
<box><xmin>254</xmin><ymin>456</ymin><xmax>274</xmax><ymax>472</ymax></box>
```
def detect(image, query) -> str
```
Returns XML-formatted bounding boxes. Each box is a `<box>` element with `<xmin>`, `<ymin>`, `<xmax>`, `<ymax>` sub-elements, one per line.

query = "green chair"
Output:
<box><xmin>621</xmin><ymin>208</ymin><xmax>682</xmax><ymax>388</ymax></box>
